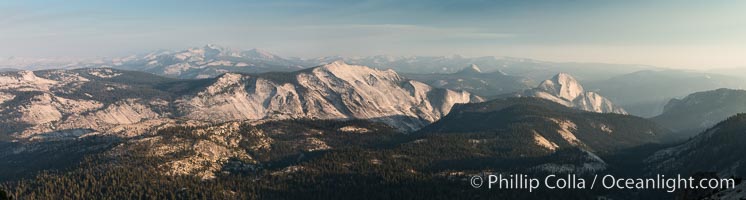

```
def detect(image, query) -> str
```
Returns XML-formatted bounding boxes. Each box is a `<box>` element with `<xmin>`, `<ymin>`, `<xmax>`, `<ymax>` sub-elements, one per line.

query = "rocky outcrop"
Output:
<box><xmin>523</xmin><ymin>73</ymin><xmax>627</xmax><ymax>114</ymax></box>
<box><xmin>0</xmin><ymin>69</ymin><xmax>170</xmax><ymax>140</ymax></box>
<box><xmin>455</xmin><ymin>64</ymin><xmax>482</xmax><ymax>75</ymax></box>
<box><xmin>0</xmin><ymin>70</ymin><xmax>58</xmax><ymax>90</ymax></box>
<box><xmin>1</xmin><ymin>62</ymin><xmax>481</xmax><ymax>140</ymax></box>
<box><xmin>177</xmin><ymin>61</ymin><xmax>482</xmax><ymax>131</ymax></box>
<box><xmin>109</xmin><ymin>121</ymin><xmax>256</xmax><ymax>180</ymax></box>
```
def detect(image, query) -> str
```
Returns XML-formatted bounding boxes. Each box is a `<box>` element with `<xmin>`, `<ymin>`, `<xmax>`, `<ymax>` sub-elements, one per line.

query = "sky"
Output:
<box><xmin>0</xmin><ymin>0</ymin><xmax>745</xmax><ymax>69</ymax></box>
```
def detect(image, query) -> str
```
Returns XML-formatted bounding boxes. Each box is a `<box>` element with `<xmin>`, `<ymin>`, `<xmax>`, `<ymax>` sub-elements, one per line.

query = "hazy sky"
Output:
<box><xmin>1</xmin><ymin>0</ymin><xmax>745</xmax><ymax>69</ymax></box>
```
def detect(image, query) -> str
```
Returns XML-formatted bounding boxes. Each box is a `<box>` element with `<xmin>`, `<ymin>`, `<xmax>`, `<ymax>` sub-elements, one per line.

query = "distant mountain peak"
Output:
<box><xmin>204</xmin><ymin>44</ymin><xmax>224</xmax><ymax>50</ymax></box>
<box><xmin>652</xmin><ymin>88</ymin><xmax>746</xmax><ymax>139</ymax></box>
<box><xmin>525</xmin><ymin>73</ymin><xmax>627</xmax><ymax>114</ymax></box>
<box><xmin>538</xmin><ymin>73</ymin><xmax>584</xmax><ymax>101</ymax></box>
<box><xmin>241</xmin><ymin>48</ymin><xmax>280</xmax><ymax>60</ymax></box>
<box><xmin>456</xmin><ymin>64</ymin><xmax>482</xmax><ymax>74</ymax></box>
<box><xmin>328</xmin><ymin>60</ymin><xmax>347</xmax><ymax>65</ymax></box>
<box><xmin>314</xmin><ymin>60</ymin><xmax>403</xmax><ymax>83</ymax></box>
<box><xmin>553</xmin><ymin>72</ymin><xmax>574</xmax><ymax>82</ymax></box>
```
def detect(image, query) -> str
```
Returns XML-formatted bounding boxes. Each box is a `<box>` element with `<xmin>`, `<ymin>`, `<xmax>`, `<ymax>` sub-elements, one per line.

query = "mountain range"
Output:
<box><xmin>4</xmin><ymin>45</ymin><xmax>746</xmax><ymax>199</ymax></box>
<box><xmin>106</xmin><ymin>45</ymin><xmax>308</xmax><ymax>79</ymax></box>
<box><xmin>403</xmin><ymin>64</ymin><xmax>534</xmax><ymax>97</ymax></box>
<box><xmin>586</xmin><ymin>70</ymin><xmax>746</xmax><ymax>117</ymax></box>
<box><xmin>651</xmin><ymin>88</ymin><xmax>746</xmax><ymax>141</ymax></box>
<box><xmin>0</xmin><ymin>45</ymin><xmax>656</xmax><ymax>81</ymax></box>
<box><xmin>6</xmin><ymin>45</ymin><xmax>744</xmax><ymax>119</ymax></box>
<box><xmin>0</xmin><ymin>61</ymin><xmax>480</xmax><ymax>141</ymax></box>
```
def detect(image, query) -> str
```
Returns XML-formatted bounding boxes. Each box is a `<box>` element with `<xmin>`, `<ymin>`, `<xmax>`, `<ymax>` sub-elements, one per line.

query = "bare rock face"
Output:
<box><xmin>524</xmin><ymin>73</ymin><xmax>627</xmax><ymax>114</ymax></box>
<box><xmin>0</xmin><ymin>62</ymin><xmax>480</xmax><ymax>140</ymax></box>
<box><xmin>177</xmin><ymin>61</ymin><xmax>482</xmax><ymax>131</ymax></box>
<box><xmin>0</xmin><ymin>69</ymin><xmax>167</xmax><ymax>140</ymax></box>
<box><xmin>536</xmin><ymin>73</ymin><xmax>584</xmax><ymax>101</ymax></box>
<box><xmin>0</xmin><ymin>92</ymin><xmax>14</xmax><ymax>105</ymax></box>
<box><xmin>108</xmin><ymin>121</ymin><xmax>257</xmax><ymax>180</ymax></box>
<box><xmin>0</xmin><ymin>70</ymin><xmax>58</xmax><ymax>90</ymax></box>
<box><xmin>455</xmin><ymin>64</ymin><xmax>482</xmax><ymax>75</ymax></box>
